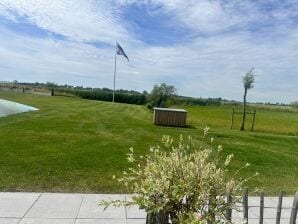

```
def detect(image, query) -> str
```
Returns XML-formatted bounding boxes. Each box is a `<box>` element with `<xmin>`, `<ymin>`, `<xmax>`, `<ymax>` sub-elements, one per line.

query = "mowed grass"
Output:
<box><xmin>186</xmin><ymin>105</ymin><xmax>298</xmax><ymax>136</ymax></box>
<box><xmin>0</xmin><ymin>92</ymin><xmax>297</xmax><ymax>195</ymax></box>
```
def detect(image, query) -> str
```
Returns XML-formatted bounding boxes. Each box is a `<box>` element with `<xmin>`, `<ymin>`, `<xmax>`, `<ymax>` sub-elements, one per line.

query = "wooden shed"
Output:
<box><xmin>153</xmin><ymin>107</ymin><xmax>187</xmax><ymax>127</ymax></box>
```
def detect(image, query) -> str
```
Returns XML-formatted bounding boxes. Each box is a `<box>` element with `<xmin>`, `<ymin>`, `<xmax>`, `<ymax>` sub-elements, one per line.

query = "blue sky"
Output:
<box><xmin>0</xmin><ymin>0</ymin><xmax>298</xmax><ymax>103</ymax></box>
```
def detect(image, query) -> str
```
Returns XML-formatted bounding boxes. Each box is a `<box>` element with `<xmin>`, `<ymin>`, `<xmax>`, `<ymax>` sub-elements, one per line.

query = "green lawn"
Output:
<box><xmin>0</xmin><ymin>92</ymin><xmax>297</xmax><ymax>195</ymax></box>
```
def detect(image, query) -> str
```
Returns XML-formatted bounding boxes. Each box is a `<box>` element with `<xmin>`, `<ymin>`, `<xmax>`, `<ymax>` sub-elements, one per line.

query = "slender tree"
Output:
<box><xmin>240</xmin><ymin>68</ymin><xmax>255</xmax><ymax>131</ymax></box>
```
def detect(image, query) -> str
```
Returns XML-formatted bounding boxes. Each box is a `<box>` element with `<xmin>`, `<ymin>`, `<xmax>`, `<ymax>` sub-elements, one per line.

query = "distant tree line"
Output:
<box><xmin>63</xmin><ymin>89</ymin><xmax>147</xmax><ymax>105</ymax></box>
<box><xmin>146</xmin><ymin>83</ymin><xmax>223</xmax><ymax>108</ymax></box>
<box><xmin>291</xmin><ymin>102</ymin><xmax>298</xmax><ymax>108</ymax></box>
<box><xmin>173</xmin><ymin>96</ymin><xmax>222</xmax><ymax>106</ymax></box>
<box><xmin>2</xmin><ymin>80</ymin><xmax>277</xmax><ymax>107</ymax></box>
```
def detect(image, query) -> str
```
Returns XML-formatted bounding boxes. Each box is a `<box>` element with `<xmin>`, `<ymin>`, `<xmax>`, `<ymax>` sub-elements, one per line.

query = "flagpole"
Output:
<box><xmin>113</xmin><ymin>53</ymin><xmax>117</xmax><ymax>103</ymax></box>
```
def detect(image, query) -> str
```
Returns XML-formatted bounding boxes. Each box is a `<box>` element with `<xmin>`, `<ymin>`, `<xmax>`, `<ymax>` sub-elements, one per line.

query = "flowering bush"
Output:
<box><xmin>100</xmin><ymin>127</ymin><xmax>256</xmax><ymax>224</ymax></box>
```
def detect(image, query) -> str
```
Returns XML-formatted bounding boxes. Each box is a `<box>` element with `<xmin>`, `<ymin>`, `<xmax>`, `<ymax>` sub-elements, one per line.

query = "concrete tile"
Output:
<box><xmin>125</xmin><ymin>195</ymin><xmax>146</xmax><ymax>219</ymax></box>
<box><xmin>78</xmin><ymin>194</ymin><xmax>125</xmax><ymax>219</ymax></box>
<box><xmin>249</xmin><ymin>207</ymin><xmax>259</xmax><ymax>218</ymax></box>
<box><xmin>248</xmin><ymin>206</ymin><xmax>258</xmax><ymax>217</ymax></box>
<box><xmin>265</xmin><ymin>219</ymin><xmax>298</xmax><ymax>224</ymax></box>
<box><xmin>234</xmin><ymin>218</ymin><xmax>271</xmax><ymax>224</ymax></box>
<box><xmin>235</xmin><ymin>196</ymin><xmax>298</xmax><ymax>221</ymax></box>
<box><xmin>231</xmin><ymin>218</ymin><xmax>259</xmax><ymax>224</ymax></box>
<box><xmin>248</xmin><ymin>196</ymin><xmax>278</xmax><ymax>211</ymax></box>
<box><xmin>267</xmin><ymin>197</ymin><xmax>293</xmax><ymax>206</ymax></box>
<box><xmin>232</xmin><ymin>209</ymin><xmax>244</xmax><ymax>219</ymax></box>
<box><xmin>75</xmin><ymin>219</ymin><xmax>126</xmax><ymax>224</ymax></box>
<box><xmin>248</xmin><ymin>196</ymin><xmax>260</xmax><ymax>207</ymax></box>
<box><xmin>245</xmin><ymin>196</ymin><xmax>287</xmax><ymax>208</ymax></box>
<box><xmin>232</xmin><ymin>207</ymin><xmax>258</xmax><ymax>219</ymax></box>
<box><xmin>25</xmin><ymin>193</ymin><xmax>83</xmax><ymax>219</ymax></box>
<box><xmin>127</xmin><ymin>219</ymin><xmax>146</xmax><ymax>224</ymax></box>
<box><xmin>125</xmin><ymin>194</ymin><xmax>139</xmax><ymax>203</ymax></box>
<box><xmin>280</xmin><ymin>208</ymin><xmax>290</xmax><ymax>219</ymax></box>
<box><xmin>265</xmin><ymin>196</ymin><xmax>294</xmax><ymax>206</ymax></box>
<box><xmin>0</xmin><ymin>193</ymin><xmax>40</xmax><ymax>218</ymax></box>
<box><xmin>229</xmin><ymin>217</ymin><xmax>246</xmax><ymax>223</ymax></box>
<box><xmin>19</xmin><ymin>218</ymin><xmax>74</xmax><ymax>224</ymax></box>
<box><xmin>246</xmin><ymin>219</ymin><xmax>260</xmax><ymax>224</ymax></box>
<box><xmin>279</xmin><ymin>219</ymin><xmax>298</xmax><ymax>224</ymax></box>
<box><xmin>0</xmin><ymin>194</ymin><xmax>295</xmax><ymax>224</ymax></box>
<box><xmin>126</xmin><ymin>206</ymin><xmax>146</xmax><ymax>219</ymax></box>
<box><xmin>262</xmin><ymin>219</ymin><xmax>275</xmax><ymax>224</ymax></box>
<box><xmin>266</xmin><ymin>196</ymin><xmax>278</xmax><ymax>205</ymax></box>
<box><xmin>281</xmin><ymin>197</ymin><xmax>296</xmax><ymax>208</ymax></box>
<box><xmin>263</xmin><ymin>197</ymin><xmax>278</xmax><ymax>207</ymax></box>
<box><xmin>279</xmin><ymin>219</ymin><xmax>290</xmax><ymax>224</ymax></box>
<box><xmin>249</xmin><ymin>206</ymin><xmax>277</xmax><ymax>219</ymax></box>
<box><xmin>0</xmin><ymin>218</ymin><xmax>20</xmax><ymax>224</ymax></box>
<box><xmin>263</xmin><ymin>208</ymin><xmax>279</xmax><ymax>219</ymax></box>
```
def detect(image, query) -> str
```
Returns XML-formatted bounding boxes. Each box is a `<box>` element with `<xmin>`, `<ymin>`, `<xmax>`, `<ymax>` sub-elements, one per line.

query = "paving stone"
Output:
<box><xmin>125</xmin><ymin>195</ymin><xmax>146</xmax><ymax>219</ymax></box>
<box><xmin>264</xmin><ymin>196</ymin><xmax>278</xmax><ymax>208</ymax></box>
<box><xmin>245</xmin><ymin>219</ymin><xmax>260</xmax><ymax>224</ymax></box>
<box><xmin>281</xmin><ymin>207</ymin><xmax>295</xmax><ymax>219</ymax></box>
<box><xmin>260</xmin><ymin>218</ymin><xmax>293</xmax><ymax>224</ymax></box>
<box><xmin>25</xmin><ymin>193</ymin><xmax>83</xmax><ymax>219</ymax></box>
<box><xmin>0</xmin><ymin>193</ymin><xmax>40</xmax><ymax>218</ymax></box>
<box><xmin>233</xmin><ymin>196</ymin><xmax>297</xmax><ymax>222</ymax></box>
<box><xmin>247</xmin><ymin>206</ymin><xmax>277</xmax><ymax>219</ymax></box>
<box><xmin>126</xmin><ymin>206</ymin><xmax>146</xmax><ymax>219</ymax></box>
<box><xmin>281</xmin><ymin>197</ymin><xmax>296</xmax><ymax>208</ymax></box>
<box><xmin>78</xmin><ymin>194</ymin><xmax>125</xmax><ymax>219</ymax></box>
<box><xmin>127</xmin><ymin>219</ymin><xmax>146</xmax><ymax>224</ymax></box>
<box><xmin>263</xmin><ymin>207</ymin><xmax>279</xmax><ymax>219</ymax></box>
<box><xmin>248</xmin><ymin>196</ymin><xmax>261</xmax><ymax>207</ymax></box>
<box><xmin>0</xmin><ymin>193</ymin><xmax>296</xmax><ymax>224</ymax></box>
<box><xmin>280</xmin><ymin>219</ymin><xmax>292</xmax><ymax>224</ymax></box>
<box><xmin>19</xmin><ymin>218</ymin><xmax>75</xmax><ymax>224</ymax></box>
<box><xmin>230</xmin><ymin>217</ymin><xmax>247</xmax><ymax>223</ymax></box>
<box><xmin>232</xmin><ymin>218</ymin><xmax>275</xmax><ymax>224</ymax></box>
<box><xmin>228</xmin><ymin>208</ymin><xmax>241</xmax><ymax>219</ymax></box>
<box><xmin>266</xmin><ymin>196</ymin><xmax>293</xmax><ymax>206</ymax></box>
<box><xmin>75</xmin><ymin>219</ymin><xmax>126</xmax><ymax>224</ymax></box>
<box><xmin>0</xmin><ymin>218</ymin><xmax>20</xmax><ymax>224</ymax></box>
<box><xmin>262</xmin><ymin>218</ymin><xmax>275</xmax><ymax>224</ymax></box>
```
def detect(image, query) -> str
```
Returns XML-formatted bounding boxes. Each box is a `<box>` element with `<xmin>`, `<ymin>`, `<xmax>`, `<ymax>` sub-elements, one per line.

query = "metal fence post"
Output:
<box><xmin>289</xmin><ymin>191</ymin><xmax>298</xmax><ymax>224</ymax></box>
<box><xmin>243</xmin><ymin>187</ymin><xmax>249</xmax><ymax>223</ymax></box>
<box><xmin>276</xmin><ymin>191</ymin><xmax>284</xmax><ymax>224</ymax></box>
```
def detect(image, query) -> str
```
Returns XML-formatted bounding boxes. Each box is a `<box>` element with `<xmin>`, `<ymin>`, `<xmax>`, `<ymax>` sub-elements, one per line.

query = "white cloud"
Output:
<box><xmin>131</xmin><ymin>0</ymin><xmax>298</xmax><ymax>35</ymax></box>
<box><xmin>0</xmin><ymin>0</ymin><xmax>134</xmax><ymax>44</ymax></box>
<box><xmin>153</xmin><ymin>0</ymin><xmax>231</xmax><ymax>33</ymax></box>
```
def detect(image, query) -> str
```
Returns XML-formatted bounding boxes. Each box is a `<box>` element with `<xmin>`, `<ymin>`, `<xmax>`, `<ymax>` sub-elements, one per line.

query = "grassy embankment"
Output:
<box><xmin>0</xmin><ymin>92</ymin><xmax>297</xmax><ymax>194</ymax></box>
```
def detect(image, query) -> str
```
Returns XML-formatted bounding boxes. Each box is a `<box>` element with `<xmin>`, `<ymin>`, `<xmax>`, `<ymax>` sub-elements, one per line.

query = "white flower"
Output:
<box><xmin>203</xmin><ymin>126</ymin><xmax>210</xmax><ymax>136</ymax></box>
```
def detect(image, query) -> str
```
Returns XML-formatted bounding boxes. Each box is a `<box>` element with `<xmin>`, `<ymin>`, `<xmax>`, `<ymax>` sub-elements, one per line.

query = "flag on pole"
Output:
<box><xmin>116</xmin><ymin>42</ymin><xmax>129</xmax><ymax>61</ymax></box>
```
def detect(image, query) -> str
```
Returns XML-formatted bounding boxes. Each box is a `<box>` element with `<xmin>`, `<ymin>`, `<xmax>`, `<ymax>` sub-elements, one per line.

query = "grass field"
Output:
<box><xmin>0</xmin><ymin>92</ymin><xmax>297</xmax><ymax>195</ymax></box>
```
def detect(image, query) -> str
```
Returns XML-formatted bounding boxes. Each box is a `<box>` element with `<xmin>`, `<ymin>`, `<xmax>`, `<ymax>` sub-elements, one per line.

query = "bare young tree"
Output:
<box><xmin>240</xmin><ymin>68</ymin><xmax>255</xmax><ymax>131</ymax></box>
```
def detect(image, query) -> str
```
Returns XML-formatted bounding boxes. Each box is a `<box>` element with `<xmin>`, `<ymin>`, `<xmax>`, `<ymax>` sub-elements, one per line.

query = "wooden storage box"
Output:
<box><xmin>153</xmin><ymin>107</ymin><xmax>187</xmax><ymax>127</ymax></box>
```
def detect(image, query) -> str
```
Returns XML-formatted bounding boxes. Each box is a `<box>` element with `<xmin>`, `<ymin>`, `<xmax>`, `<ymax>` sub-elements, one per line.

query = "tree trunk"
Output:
<box><xmin>240</xmin><ymin>88</ymin><xmax>247</xmax><ymax>131</ymax></box>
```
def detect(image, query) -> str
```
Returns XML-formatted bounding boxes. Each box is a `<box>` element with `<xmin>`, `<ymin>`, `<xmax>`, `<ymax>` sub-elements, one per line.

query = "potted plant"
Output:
<box><xmin>100</xmin><ymin>127</ymin><xmax>256</xmax><ymax>224</ymax></box>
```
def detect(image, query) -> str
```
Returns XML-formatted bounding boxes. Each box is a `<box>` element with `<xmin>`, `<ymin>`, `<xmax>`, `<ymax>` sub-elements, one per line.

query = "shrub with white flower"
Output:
<box><xmin>100</xmin><ymin>127</ymin><xmax>257</xmax><ymax>224</ymax></box>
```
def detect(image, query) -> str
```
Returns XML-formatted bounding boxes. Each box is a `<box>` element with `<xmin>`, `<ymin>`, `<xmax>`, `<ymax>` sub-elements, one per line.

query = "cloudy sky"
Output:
<box><xmin>0</xmin><ymin>0</ymin><xmax>298</xmax><ymax>103</ymax></box>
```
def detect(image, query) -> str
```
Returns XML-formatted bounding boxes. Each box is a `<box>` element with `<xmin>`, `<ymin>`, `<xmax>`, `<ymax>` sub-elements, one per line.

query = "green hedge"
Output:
<box><xmin>59</xmin><ymin>89</ymin><xmax>147</xmax><ymax>105</ymax></box>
